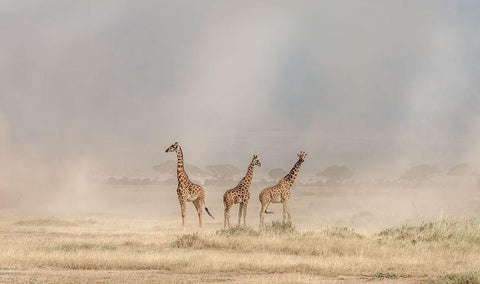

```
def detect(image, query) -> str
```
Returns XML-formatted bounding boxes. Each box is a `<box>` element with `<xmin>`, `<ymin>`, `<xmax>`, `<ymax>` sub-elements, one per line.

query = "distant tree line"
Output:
<box><xmin>106</xmin><ymin>160</ymin><xmax>480</xmax><ymax>187</ymax></box>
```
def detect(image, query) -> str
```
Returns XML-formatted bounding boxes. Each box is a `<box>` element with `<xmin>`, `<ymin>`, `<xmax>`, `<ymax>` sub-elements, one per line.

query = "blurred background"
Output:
<box><xmin>1</xmin><ymin>1</ymin><xmax>480</xmax><ymax>226</ymax></box>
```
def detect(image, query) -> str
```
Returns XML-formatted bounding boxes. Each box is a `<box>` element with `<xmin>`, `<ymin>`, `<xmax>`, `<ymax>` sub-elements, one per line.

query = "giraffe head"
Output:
<box><xmin>165</xmin><ymin>142</ymin><xmax>180</xmax><ymax>153</ymax></box>
<box><xmin>252</xmin><ymin>155</ymin><xmax>261</xmax><ymax>167</ymax></box>
<box><xmin>297</xmin><ymin>151</ymin><xmax>307</xmax><ymax>161</ymax></box>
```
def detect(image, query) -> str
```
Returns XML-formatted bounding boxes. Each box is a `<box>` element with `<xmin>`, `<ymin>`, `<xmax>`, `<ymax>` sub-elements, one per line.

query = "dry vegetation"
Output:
<box><xmin>0</xmin><ymin>213</ymin><xmax>480</xmax><ymax>283</ymax></box>
<box><xmin>1</xmin><ymin>182</ymin><xmax>479</xmax><ymax>283</ymax></box>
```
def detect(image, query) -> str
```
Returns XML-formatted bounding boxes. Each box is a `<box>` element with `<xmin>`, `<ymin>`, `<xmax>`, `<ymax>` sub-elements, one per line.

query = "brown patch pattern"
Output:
<box><xmin>259</xmin><ymin>151</ymin><xmax>307</xmax><ymax>227</ymax></box>
<box><xmin>223</xmin><ymin>155</ymin><xmax>261</xmax><ymax>227</ymax></box>
<box><xmin>165</xmin><ymin>142</ymin><xmax>214</xmax><ymax>230</ymax></box>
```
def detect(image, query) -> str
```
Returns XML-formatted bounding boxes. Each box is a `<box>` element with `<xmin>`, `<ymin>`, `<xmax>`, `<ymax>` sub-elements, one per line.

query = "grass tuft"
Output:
<box><xmin>324</xmin><ymin>226</ymin><xmax>363</xmax><ymax>239</ymax></box>
<box><xmin>49</xmin><ymin>242</ymin><xmax>117</xmax><ymax>252</ymax></box>
<box><xmin>432</xmin><ymin>271</ymin><xmax>480</xmax><ymax>284</ymax></box>
<box><xmin>171</xmin><ymin>233</ymin><xmax>217</xmax><ymax>249</ymax></box>
<box><xmin>378</xmin><ymin>218</ymin><xmax>480</xmax><ymax>243</ymax></box>
<box><xmin>14</xmin><ymin>218</ymin><xmax>77</xmax><ymax>227</ymax></box>
<box><xmin>264</xmin><ymin>221</ymin><xmax>297</xmax><ymax>234</ymax></box>
<box><xmin>216</xmin><ymin>226</ymin><xmax>260</xmax><ymax>237</ymax></box>
<box><xmin>372</xmin><ymin>272</ymin><xmax>397</xmax><ymax>279</ymax></box>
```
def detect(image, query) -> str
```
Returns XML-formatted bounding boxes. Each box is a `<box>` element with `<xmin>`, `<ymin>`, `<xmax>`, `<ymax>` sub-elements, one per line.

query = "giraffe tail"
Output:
<box><xmin>205</xmin><ymin>207</ymin><xmax>215</xmax><ymax>219</ymax></box>
<box><xmin>264</xmin><ymin>210</ymin><xmax>274</xmax><ymax>214</ymax></box>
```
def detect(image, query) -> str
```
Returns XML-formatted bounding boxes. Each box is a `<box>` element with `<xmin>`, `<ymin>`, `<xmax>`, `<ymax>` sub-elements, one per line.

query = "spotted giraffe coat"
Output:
<box><xmin>259</xmin><ymin>152</ymin><xmax>306</xmax><ymax>208</ymax></box>
<box><xmin>174</xmin><ymin>146</ymin><xmax>205</xmax><ymax>203</ymax></box>
<box><xmin>165</xmin><ymin>142</ymin><xmax>214</xmax><ymax>229</ymax></box>
<box><xmin>223</xmin><ymin>156</ymin><xmax>260</xmax><ymax>209</ymax></box>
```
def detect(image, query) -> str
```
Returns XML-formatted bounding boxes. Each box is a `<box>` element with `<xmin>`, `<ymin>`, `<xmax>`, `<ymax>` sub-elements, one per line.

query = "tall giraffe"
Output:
<box><xmin>165</xmin><ymin>142</ymin><xmax>214</xmax><ymax>230</ymax></box>
<box><xmin>223</xmin><ymin>155</ymin><xmax>261</xmax><ymax>228</ymax></box>
<box><xmin>259</xmin><ymin>151</ymin><xmax>307</xmax><ymax>227</ymax></box>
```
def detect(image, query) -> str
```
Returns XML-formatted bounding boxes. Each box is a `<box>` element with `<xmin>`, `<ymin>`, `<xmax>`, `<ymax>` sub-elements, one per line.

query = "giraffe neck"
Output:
<box><xmin>238</xmin><ymin>159</ymin><xmax>255</xmax><ymax>189</ymax></box>
<box><xmin>175</xmin><ymin>146</ymin><xmax>189</xmax><ymax>182</ymax></box>
<box><xmin>282</xmin><ymin>158</ymin><xmax>304</xmax><ymax>186</ymax></box>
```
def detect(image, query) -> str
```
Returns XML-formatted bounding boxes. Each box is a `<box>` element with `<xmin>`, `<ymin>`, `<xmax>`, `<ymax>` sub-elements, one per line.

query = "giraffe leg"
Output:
<box><xmin>286</xmin><ymin>202</ymin><xmax>292</xmax><ymax>223</ymax></box>
<box><xmin>223</xmin><ymin>203</ymin><xmax>227</xmax><ymax>228</ymax></box>
<box><xmin>227</xmin><ymin>205</ymin><xmax>231</xmax><ymax>227</ymax></box>
<box><xmin>242</xmin><ymin>202</ymin><xmax>248</xmax><ymax>227</ymax></box>
<box><xmin>259</xmin><ymin>201</ymin><xmax>268</xmax><ymax>228</ymax></box>
<box><xmin>224</xmin><ymin>203</ymin><xmax>232</xmax><ymax>228</ymax></box>
<box><xmin>282</xmin><ymin>201</ymin><xmax>287</xmax><ymax>224</ymax></box>
<box><xmin>237</xmin><ymin>203</ymin><xmax>243</xmax><ymax>226</ymax></box>
<box><xmin>180</xmin><ymin>201</ymin><xmax>186</xmax><ymax>231</ymax></box>
<box><xmin>193</xmin><ymin>199</ymin><xmax>203</xmax><ymax>229</ymax></box>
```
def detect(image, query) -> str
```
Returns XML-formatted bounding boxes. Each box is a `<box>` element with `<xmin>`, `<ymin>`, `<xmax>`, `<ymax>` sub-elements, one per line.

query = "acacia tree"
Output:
<box><xmin>206</xmin><ymin>164</ymin><xmax>241</xmax><ymax>181</ymax></box>
<box><xmin>153</xmin><ymin>160</ymin><xmax>206</xmax><ymax>176</ymax></box>
<box><xmin>400</xmin><ymin>164</ymin><xmax>442</xmax><ymax>183</ymax></box>
<box><xmin>317</xmin><ymin>165</ymin><xmax>353</xmax><ymax>184</ymax></box>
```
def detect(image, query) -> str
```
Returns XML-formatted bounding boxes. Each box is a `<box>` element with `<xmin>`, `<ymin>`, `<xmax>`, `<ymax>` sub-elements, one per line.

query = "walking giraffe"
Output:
<box><xmin>223</xmin><ymin>155</ymin><xmax>261</xmax><ymax>228</ymax></box>
<box><xmin>259</xmin><ymin>151</ymin><xmax>307</xmax><ymax>227</ymax></box>
<box><xmin>165</xmin><ymin>142</ymin><xmax>214</xmax><ymax>230</ymax></box>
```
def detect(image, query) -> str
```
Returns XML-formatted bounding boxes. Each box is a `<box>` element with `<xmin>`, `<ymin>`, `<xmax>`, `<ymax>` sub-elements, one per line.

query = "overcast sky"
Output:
<box><xmin>1</xmin><ymin>1</ymin><xmax>480</xmax><ymax>174</ymax></box>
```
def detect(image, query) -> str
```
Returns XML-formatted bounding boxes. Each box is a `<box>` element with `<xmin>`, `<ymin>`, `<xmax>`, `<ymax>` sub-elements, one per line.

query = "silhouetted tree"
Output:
<box><xmin>206</xmin><ymin>164</ymin><xmax>241</xmax><ymax>180</ymax></box>
<box><xmin>317</xmin><ymin>165</ymin><xmax>353</xmax><ymax>184</ymax></box>
<box><xmin>153</xmin><ymin>160</ymin><xmax>207</xmax><ymax>176</ymax></box>
<box><xmin>400</xmin><ymin>164</ymin><xmax>442</xmax><ymax>182</ymax></box>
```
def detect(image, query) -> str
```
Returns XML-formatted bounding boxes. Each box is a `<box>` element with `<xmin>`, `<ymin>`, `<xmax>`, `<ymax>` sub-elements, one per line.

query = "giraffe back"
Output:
<box><xmin>259</xmin><ymin>181</ymin><xmax>291</xmax><ymax>204</ymax></box>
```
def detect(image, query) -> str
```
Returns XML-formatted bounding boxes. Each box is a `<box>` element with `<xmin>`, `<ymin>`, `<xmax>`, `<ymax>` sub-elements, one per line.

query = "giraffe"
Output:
<box><xmin>259</xmin><ymin>151</ymin><xmax>307</xmax><ymax>228</ymax></box>
<box><xmin>165</xmin><ymin>142</ymin><xmax>214</xmax><ymax>230</ymax></box>
<box><xmin>223</xmin><ymin>155</ymin><xmax>261</xmax><ymax>228</ymax></box>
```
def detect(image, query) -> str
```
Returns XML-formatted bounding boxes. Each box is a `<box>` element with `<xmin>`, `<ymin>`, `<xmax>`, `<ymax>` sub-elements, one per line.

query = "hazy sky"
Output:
<box><xmin>1</xmin><ymin>1</ymin><xmax>480</xmax><ymax>173</ymax></box>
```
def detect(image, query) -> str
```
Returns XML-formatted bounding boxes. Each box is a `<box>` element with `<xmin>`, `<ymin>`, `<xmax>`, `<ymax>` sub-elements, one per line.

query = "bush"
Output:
<box><xmin>325</xmin><ymin>226</ymin><xmax>363</xmax><ymax>239</ymax></box>
<box><xmin>172</xmin><ymin>233</ymin><xmax>215</xmax><ymax>249</ymax></box>
<box><xmin>216</xmin><ymin>226</ymin><xmax>260</xmax><ymax>237</ymax></box>
<box><xmin>264</xmin><ymin>221</ymin><xmax>297</xmax><ymax>234</ymax></box>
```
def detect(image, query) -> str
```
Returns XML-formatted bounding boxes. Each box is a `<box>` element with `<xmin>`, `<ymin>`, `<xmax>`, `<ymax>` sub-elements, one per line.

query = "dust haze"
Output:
<box><xmin>1</xmin><ymin>1</ymin><xmax>480</xmax><ymax>231</ymax></box>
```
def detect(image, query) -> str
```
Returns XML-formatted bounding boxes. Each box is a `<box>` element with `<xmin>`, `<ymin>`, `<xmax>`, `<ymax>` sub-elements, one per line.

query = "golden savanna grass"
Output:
<box><xmin>1</xmin><ymin>214</ymin><xmax>480</xmax><ymax>283</ymax></box>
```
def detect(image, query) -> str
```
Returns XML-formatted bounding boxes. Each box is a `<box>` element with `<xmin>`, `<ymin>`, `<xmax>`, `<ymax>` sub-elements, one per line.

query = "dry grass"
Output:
<box><xmin>0</xmin><ymin>215</ymin><xmax>480</xmax><ymax>283</ymax></box>
<box><xmin>13</xmin><ymin>218</ymin><xmax>77</xmax><ymax>227</ymax></box>
<box><xmin>432</xmin><ymin>271</ymin><xmax>480</xmax><ymax>284</ymax></box>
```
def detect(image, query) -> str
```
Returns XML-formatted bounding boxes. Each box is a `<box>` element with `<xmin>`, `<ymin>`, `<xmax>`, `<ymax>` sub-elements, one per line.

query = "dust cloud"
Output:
<box><xmin>1</xmin><ymin>1</ymin><xmax>480</xmax><ymax>231</ymax></box>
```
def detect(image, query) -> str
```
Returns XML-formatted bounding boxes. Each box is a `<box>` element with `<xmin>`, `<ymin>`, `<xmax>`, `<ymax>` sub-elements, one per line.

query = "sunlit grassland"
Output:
<box><xmin>0</xmin><ymin>214</ymin><xmax>480</xmax><ymax>283</ymax></box>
